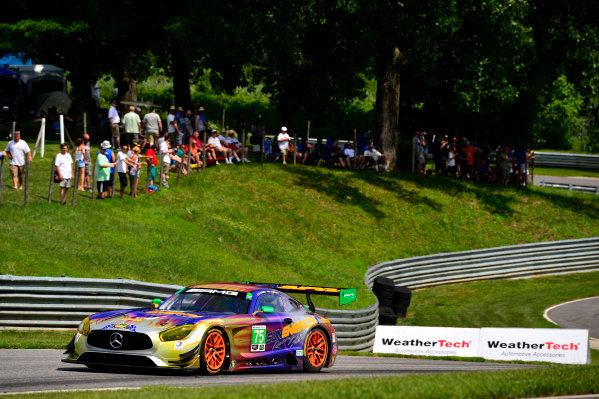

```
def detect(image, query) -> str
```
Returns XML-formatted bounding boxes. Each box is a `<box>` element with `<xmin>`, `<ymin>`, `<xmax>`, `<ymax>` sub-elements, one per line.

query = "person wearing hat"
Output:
<box><xmin>142</xmin><ymin>106</ymin><xmax>162</xmax><ymax>146</ymax></box>
<box><xmin>277</xmin><ymin>126</ymin><xmax>290</xmax><ymax>165</ymax></box>
<box><xmin>173</xmin><ymin>107</ymin><xmax>189</xmax><ymax>147</ymax></box>
<box><xmin>108</xmin><ymin>99</ymin><xmax>121</xmax><ymax>149</ymax></box>
<box><xmin>195</xmin><ymin>106</ymin><xmax>206</xmax><ymax>133</ymax></box>
<box><xmin>207</xmin><ymin>129</ymin><xmax>230</xmax><ymax>164</ymax></box>
<box><xmin>225</xmin><ymin>129</ymin><xmax>248</xmax><ymax>163</ymax></box>
<box><xmin>97</xmin><ymin>140</ymin><xmax>116</xmax><ymax>197</ymax></box>
<box><xmin>123</xmin><ymin>105</ymin><xmax>142</xmax><ymax>148</ymax></box>
<box><xmin>167</xmin><ymin>105</ymin><xmax>176</xmax><ymax>136</ymax></box>
<box><xmin>97</xmin><ymin>141</ymin><xmax>116</xmax><ymax>199</ymax></box>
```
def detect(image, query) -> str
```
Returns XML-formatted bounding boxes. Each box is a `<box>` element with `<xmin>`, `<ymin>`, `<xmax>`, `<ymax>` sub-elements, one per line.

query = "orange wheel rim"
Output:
<box><xmin>306</xmin><ymin>330</ymin><xmax>327</xmax><ymax>368</ymax></box>
<box><xmin>204</xmin><ymin>331</ymin><xmax>226</xmax><ymax>370</ymax></box>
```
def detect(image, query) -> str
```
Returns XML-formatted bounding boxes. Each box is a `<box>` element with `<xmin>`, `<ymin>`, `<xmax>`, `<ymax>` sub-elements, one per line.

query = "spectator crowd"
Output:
<box><xmin>413</xmin><ymin>131</ymin><xmax>533</xmax><ymax>187</ymax></box>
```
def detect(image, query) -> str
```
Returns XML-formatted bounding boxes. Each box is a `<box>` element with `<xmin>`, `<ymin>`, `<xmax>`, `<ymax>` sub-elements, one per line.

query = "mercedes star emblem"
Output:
<box><xmin>109</xmin><ymin>332</ymin><xmax>124</xmax><ymax>349</ymax></box>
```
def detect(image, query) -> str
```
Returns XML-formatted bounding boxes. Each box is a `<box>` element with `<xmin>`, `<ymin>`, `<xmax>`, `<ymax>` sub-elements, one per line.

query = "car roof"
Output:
<box><xmin>186</xmin><ymin>282</ymin><xmax>275</xmax><ymax>294</ymax></box>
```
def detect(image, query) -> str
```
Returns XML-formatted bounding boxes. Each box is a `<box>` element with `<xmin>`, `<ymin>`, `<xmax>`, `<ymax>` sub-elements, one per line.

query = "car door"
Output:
<box><xmin>248</xmin><ymin>293</ymin><xmax>285</xmax><ymax>354</ymax></box>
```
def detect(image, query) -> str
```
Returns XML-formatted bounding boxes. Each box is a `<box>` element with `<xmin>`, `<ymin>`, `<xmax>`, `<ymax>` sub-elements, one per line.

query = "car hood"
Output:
<box><xmin>89</xmin><ymin>308</ymin><xmax>228</xmax><ymax>333</ymax></box>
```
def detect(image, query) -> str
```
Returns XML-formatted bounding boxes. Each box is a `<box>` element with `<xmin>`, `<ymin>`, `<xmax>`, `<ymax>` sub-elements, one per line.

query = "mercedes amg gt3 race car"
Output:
<box><xmin>63</xmin><ymin>282</ymin><xmax>357</xmax><ymax>374</ymax></box>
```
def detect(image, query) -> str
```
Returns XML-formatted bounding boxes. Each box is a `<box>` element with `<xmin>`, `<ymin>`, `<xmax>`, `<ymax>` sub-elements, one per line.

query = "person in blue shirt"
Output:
<box><xmin>97</xmin><ymin>140</ymin><xmax>115</xmax><ymax>198</ymax></box>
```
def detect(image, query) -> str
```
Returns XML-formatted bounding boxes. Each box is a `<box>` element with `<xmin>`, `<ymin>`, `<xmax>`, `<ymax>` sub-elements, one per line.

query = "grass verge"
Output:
<box><xmin>3</xmin><ymin>365</ymin><xmax>599</xmax><ymax>399</ymax></box>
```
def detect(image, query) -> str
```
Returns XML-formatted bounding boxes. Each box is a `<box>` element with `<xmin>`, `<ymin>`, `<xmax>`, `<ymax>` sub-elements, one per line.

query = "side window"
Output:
<box><xmin>284</xmin><ymin>297</ymin><xmax>303</xmax><ymax>313</ymax></box>
<box><xmin>256</xmin><ymin>294</ymin><xmax>285</xmax><ymax>313</ymax></box>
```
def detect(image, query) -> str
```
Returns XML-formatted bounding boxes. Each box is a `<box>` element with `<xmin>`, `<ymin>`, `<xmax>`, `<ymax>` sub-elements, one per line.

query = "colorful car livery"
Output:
<box><xmin>63</xmin><ymin>282</ymin><xmax>357</xmax><ymax>374</ymax></box>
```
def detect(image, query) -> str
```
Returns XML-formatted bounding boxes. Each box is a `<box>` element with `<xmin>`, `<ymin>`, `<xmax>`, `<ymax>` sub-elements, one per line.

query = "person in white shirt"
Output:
<box><xmin>4</xmin><ymin>130</ymin><xmax>32</xmax><ymax>190</ymax></box>
<box><xmin>55</xmin><ymin>143</ymin><xmax>73</xmax><ymax>204</ymax></box>
<box><xmin>225</xmin><ymin>130</ymin><xmax>250</xmax><ymax>163</ymax></box>
<box><xmin>344</xmin><ymin>141</ymin><xmax>364</xmax><ymax>169</ymax></box>
<box><xmin>160</xmin><ymin>132</ymin><xmax>173</xmax><ymax>187</ymax></box>
<box><xmin>167</xmin><ymin>106</ymin><xmax>176</xmax><ymax>135</ymax></box>
<box><xmin>207</xmin><ymin>129</ymin><xmax>232</xmax><ymax>163</ymax></box>
<box><xmin>364</xmin><ymin>143</ymin><xmax>390</xmax><ymax>172</ymax></box>
<box><xmin>108</xmin><ymin>99</ymin><xmax>121</xmax><ymax>148</ymax></box>
<box><xmin>116</xmin><ymin>145</ymin><xmax>130</xmax><ymax>198</ymax></box>
<box><xmin>277</xmin><ymin>126</ymin><xmax>290</xmax><ymax>165</ymax></box>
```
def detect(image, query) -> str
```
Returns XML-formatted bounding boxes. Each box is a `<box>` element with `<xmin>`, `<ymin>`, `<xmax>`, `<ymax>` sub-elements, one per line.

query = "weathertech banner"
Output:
<box><xmin>373</xmin><ymin>326</ymin><xmax>590</xmax><ymax>364</ymax></box>
<box><xmin>373</xmin><ymin>326</ymin><xmax>480</xmax><ymax>358</ymax></box>
<box><xmin>479</xmin><ymin>328</ymin><xmax>590</xmax><ymax>365</ymax></box>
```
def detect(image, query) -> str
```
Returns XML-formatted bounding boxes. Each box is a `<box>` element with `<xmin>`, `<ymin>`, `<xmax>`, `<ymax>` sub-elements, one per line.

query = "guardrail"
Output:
<box><xmin>0</xmin><ymin>275</ymin><xmax>377</xmax><ymax>351</ymax></box>
<box><xmin>2</xmin><ymin>237</ymin><xmax>597</xmax><ymax>352</ymax></box>
<box><xmin>364</xmin><ymin>237</ymin><xmax>599</xmax><ymax>289</ymax></box>
<box><xmin>534</xmin><ymin>152</ymin><xmax>599</xmax><ymax>171</ymax></box>
<box><xmin>539</xmin><ymin>181</ymin><xmax>599</xmax><ymax>195</ymax></box>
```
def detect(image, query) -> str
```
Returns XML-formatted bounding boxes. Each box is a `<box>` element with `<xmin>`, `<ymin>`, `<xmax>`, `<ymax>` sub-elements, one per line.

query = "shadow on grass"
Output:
<box><xmin>283</xmin><ymin>166</ymin><xmax>599</xmax><ymax>220</ymax></box>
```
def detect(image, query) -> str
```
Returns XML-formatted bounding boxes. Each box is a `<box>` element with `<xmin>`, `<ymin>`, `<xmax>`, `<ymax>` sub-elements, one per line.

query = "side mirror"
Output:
<box><xmin>152</xmin><ymin>298</ymin><xmax>162</xmax><ymax>309</ymax></box>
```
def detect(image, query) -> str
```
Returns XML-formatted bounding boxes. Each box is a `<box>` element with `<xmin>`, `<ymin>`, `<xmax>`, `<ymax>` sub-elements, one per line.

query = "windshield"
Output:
<box><xmin>159</xmin><ymin>292</ymin><xmax>250</xmax><ymax>314</ymax></box>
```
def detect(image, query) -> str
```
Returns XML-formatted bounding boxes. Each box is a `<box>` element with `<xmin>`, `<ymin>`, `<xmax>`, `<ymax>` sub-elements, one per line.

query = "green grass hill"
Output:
<box><xmin>1</xmin><ymin>151</ymin><xmax>598</xmax><ymax>309</ymax></box>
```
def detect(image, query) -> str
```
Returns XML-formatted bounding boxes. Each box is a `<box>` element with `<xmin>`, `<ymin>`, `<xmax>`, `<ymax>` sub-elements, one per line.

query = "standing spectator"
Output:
<box><xmin>497</xmin><ymin>147</ymin><xmax>511</xmax><ymax>186</ymax></box>
<box><xmin>123</xmin><ymin>105</ymin><xmax>141</xmax><ymax>148</ymax></box>
<box><xmin>364</xmin><ymin>143</ymin><xmax>390</xmax><ymax>172</ymax></box>
<box><xmin>167</xmin><ymin>105</ymin><xmax>177</xmax><ymax>137</ymax></box>
<box><xmin>128</xmin><ymin>146</ymin><xmax>141</xmax><ymax>198</ymax></box>
<box><xmin>83</xmin><ymin>133</ymin><xmax>92</xmax><ymax>191</ymax></box>
<box><xmin>72</xmin><ymin>137</ymin><xmax>87</xmax><ymax>191</ymax></box>
<box><xmin>3</xmin><ymin>130</ymin><xmax>32</xmax><ymax>190</ymax></box>
<box><xmin>160</xmin><ymin>132</ymin><xmax>173</xmax><ymax>188</ymax></box>
<box><xmin>250</xmin><ymin>115</ymin><xmax>264</xmax><ymax>146</ymax></box>
<box><xmin>195</xmin><ymin>106</ymin><xmax>206</xmax><ymax>133</ymax></box>
<box><xmin>108</xmin><ymin>99</ymin><xmax>121</xmax><ymax>149</ymax></box>
<box><xmin>416</xmin><ymin>132</ymin><xmax>428</xmax><ymax>174</ymax></box>
<box><xmin>180</xmin><ymin>109</ymin><xmax>193</xmax><ymax>145</ymax></box>
<box><xmin>97</xmin><ymin>141</ymin><xmax>116</xmax><ymax>198</ymax></box>
<box><xmin>515</xmin><ymin>148</ymin><xmax>528</xmax><ymax>187</ymax></box>
<box><xmin>55</xmin><ymin>143</ymin><xmax>73</xmax><ymax>205</ymax></box>
<box><xmin>96</xmin><ymin>142</ymin><xmax>115</xmax><ymax>199</ymax></box>
<box><xmin>144</xmin><ymin>144</ymin><xmax>158</xmax><ymax>186</ymax></box>
<box><xmin>116</xmin><ymin>145</ymin><xmax>129</xmax><ymax>198</ymax></box>
<box><xmin>447</xmin><ymin>143</ymin><xmax>457</xmax><ymax>177</ymax></box>
<box><xmin>173</xmin><ymin>107</ymin><xmax>186</xmax><ymax>147</ymax></box>
<box><xmin>142</xmin><ymin>106</ymin><xmax>162</xmax><ymax>146</ymax></box>
<box><xmin>277</xmin><ymin>126</ymin><xmax>290</xmax><ymax>165</ymax></box>
<box><xmin>356</xmin><ymin>129</ymin><xmax>370</xmax><ymax>158</ymax></box>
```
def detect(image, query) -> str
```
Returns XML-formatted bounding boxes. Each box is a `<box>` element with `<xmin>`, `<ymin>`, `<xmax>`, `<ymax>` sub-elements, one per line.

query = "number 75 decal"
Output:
<box><xmin>251</xmin><ymin>325</ymin><xmax>266</xmax><ymax>352</ymax></box>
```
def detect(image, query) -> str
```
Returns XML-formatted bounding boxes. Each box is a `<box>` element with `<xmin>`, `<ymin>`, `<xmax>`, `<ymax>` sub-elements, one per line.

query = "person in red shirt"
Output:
<box><xmin>144</xmin><ymin>145</ymin><xmax>159</xmax><ymax>186</ymax></box>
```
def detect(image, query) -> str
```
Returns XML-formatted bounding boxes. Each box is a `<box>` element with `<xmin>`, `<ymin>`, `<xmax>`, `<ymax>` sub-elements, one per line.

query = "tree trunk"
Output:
<box><xmin>376</xmin><ymin>45</ymin><xmax>403</xmax><ymax>169</ymax></box>
<box><xmin>117</xmin><ymin>76</ymin><xmax>138</xmax><ymax>113</ymax></box>
<box><xmin>70</xmin><ymin>71</ymin><xmax>97</xmax><ymax>139</ymax></box>
<box><xmin>172</xmin><ymin>45</ymin><xmax>192</xmax><ymax>109</ymax></box>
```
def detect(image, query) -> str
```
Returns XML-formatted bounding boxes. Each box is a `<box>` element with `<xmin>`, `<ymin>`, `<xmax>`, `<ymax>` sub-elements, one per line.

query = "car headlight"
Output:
<box><xmin>159</xmin><ymin>324</ymin><xmax>195</xmax><ymax>342</ymax></box>
<box><xmin>77</xmin><ymin>317</ymin><xmax>90</xmax><ymax>336</ymax></box>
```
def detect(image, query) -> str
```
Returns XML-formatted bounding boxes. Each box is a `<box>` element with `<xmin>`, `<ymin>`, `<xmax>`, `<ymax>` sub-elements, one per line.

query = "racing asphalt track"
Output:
<box><xmin>545</xmin><ymin>296</ymin><xmax>599</xmax><ymax>350</ymax></box>
<box><xmin>0</xmin><ymin>350</ymin><xmax>537</xmax><ymax>394</ymax></box>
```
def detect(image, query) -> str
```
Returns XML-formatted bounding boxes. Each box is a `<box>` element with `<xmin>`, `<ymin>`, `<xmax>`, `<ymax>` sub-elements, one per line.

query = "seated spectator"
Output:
<box><xmin>364</xmin><ymin>143</ymin><xmax>390</xmax><ymax>172</ymax></box>
<box><xmin>447</xmin><ymin>143</ymin><xmax>457</xmax><ymax>177</ymax></box>
<box><xmin>296</xmin><ymin>138</ymin><xmax>311</xmax><ymax>164</ymax></box>
<box><xmin>330</xmin><ymin>140</ymin><xmax>349</xmax><ymax>168</ymax></box>
<box><xmin>207</xmin><ymin>129</ymin><xmax>231</xmax><ymax>164</ymax></box>
<box><xmin>188</xmin><ymin>139</ymin><xmax>203</xmax><ymax>170</ymax></box>
<box><xmin>497</xmin><ymin>147</ymin><xmax>511</xmax><ymax>186</ymax></box>
<box><xmin>225</xmin><ymin>130</ymin><xmax>249</xmax><ymax>163</ymax></box>
<box><xmin>160</xmin><ymin>132</ymin><xmax>173</xmax><ymax>188</ymax></box>
<box><xmin>344</xmin><ymin>141</ymin><xmax>364</xmax><ymax>169</ymax></box>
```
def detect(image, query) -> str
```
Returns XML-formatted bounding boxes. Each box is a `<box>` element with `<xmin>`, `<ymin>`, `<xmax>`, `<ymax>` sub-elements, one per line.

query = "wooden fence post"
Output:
<box><xmin>23</xmin><ymin>158</ymin><xmax>30</xmax><ymax>205</ymax></box>
<box><xmin>293</xmin><ymin>133</ymin><xmax>297</xmax><ymax>165</ymax></box>
<box><xmin>159</xmin><ymin>153</ymin><xmax>164</xmax><ymax>187</ymax></box>
<box><xmin>353</xmin><ymin>129</ymin><xmax>357</xmax><ymax>169</ymax></box>
<box><xmin>91</xmin><ymin>158</ymin><xmax>97</xmax><ymax>203</ymax></box>
<box><xmin>241</xmin><ymin>129</ymin><xmax>246</xmax><ymax>164</ymax></box>
<box><xmin>0</xmin><ymin>157</ymin><xmax>4</xmax><ymax>205</ymax></box>
<box><xmin>48</xmin><ymin>155</ymin><xmax>57</xmax><ymax>203</ymax></box>
<box><xmin>202</xmin><ymin>131</ymin><xmax>207</xmax><ymax>170</ymax></box>
<box><xmin>71</xmin><ymin>164</ymin><xmax>79</xmax><ymax>206</ymax></box>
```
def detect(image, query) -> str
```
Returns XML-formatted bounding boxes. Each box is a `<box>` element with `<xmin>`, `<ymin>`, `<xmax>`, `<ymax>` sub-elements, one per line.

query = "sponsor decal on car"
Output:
<box><xmin>282</xmin><ymin>316</ymin><xmax>317</xmax><ymax>338</ymax></box>
<box><xmin>186</xmin><ymin>288</ymin><xmax>241</xmax><ymax>296</ymax></box>
<box><xmin>296</xmin><ymin>349</ymin><xmax>304</xmax><ymax>356</ymax></box>
<box><xmin>74</xmin><ymin>333</ymin><xmax>81</xmax><ymax>343</ymax></box>
<box><xmin>174</xmin><ymin>341</ymin><xmax>184</xmax><ymax>350</ymax></box>
<box><xmin>251</xmin><ymin>325</ymin><xmax>266</xmax><ymax>352</ymax></box>
<box><xmin>100</xmin><ymin>323</ymin><xmax>137</xmax><ymax>332</ymax></box>
<box><xmin>231</xmin><ymin>360</ymin><xmax>237</xmax><ymax>369</ymax></box>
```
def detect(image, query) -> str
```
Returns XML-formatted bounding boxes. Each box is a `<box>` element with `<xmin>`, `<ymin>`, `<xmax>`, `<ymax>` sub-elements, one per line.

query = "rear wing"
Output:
<box><xmin>240</xmin><ymin>282</ymin><xmax>357</xmax><ymax>312</ymax></box>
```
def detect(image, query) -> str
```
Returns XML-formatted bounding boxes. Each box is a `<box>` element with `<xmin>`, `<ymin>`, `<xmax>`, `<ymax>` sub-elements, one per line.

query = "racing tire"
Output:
<box><xmin>303</xmin><ymin>328</ymin><xmax>329</xmax><ymax>373</ymax></box>
<box><xmin>200</xmin><ymin>328</ymin><xmax>229</xmax><ymax>375</ymax></box>
<box><xmin>372</xmin><ymin>289</ymin><xmax>394</xmax><ymax>301</ymax></box>
<box><xmin>378</xmin><ymin>306</ymin><xmax>398</xmax><ymax>326</ymax></box>
<box><xmin>377</xmin><ymin>296</ymin><xmax>393</xmax><ymax>307</ymax></box>
<box><xmin>392</xmin><ymin>297</ymin><xmax>411</xmax><ymax>307</ymax></box>
<box><xmin>392</xmin><ymin>304</ymin><xmax>408</xmax><ymax>314</ymax></box>
<box><xmin>372</xmin><ymin>276</ymin><xmax>395</xmax><ymax>292</ymax></box>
